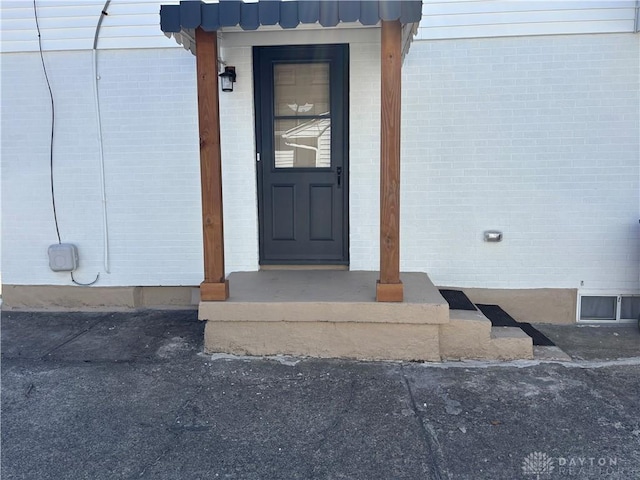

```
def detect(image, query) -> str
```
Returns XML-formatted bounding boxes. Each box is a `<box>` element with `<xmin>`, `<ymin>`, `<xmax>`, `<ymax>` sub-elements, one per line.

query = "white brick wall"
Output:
<box><xmin>3</xmin><ymin>31</ymin><xmax>638</xmax><ymax>294</ymax></box>
<box><xmin>401</xmin><ymin>33</ymin><xmax>640</xmax><ymax>291</ymax></box>
<box><xmin>1</xmin><ymin>48</ymin><xmax>204</xmax><ymax>286</ymax></box>
<box><xmin>217</xmin><ymin>27</ymin><xmax>385</xmax><ymax>274</ymax></box>
<box><xmin>0</xmin><ymin>28</ymin><xmax>384</xmax><ymax>287</ymax></box>
<box><xmin>218</xmin><ymin>44</ymin><xmax>260</xmax><ymax>273</ymax></box>
<box><xmin>348</xmin><ymin>41</ymin><xmax>381</xmax><ymax>271</ymax></box>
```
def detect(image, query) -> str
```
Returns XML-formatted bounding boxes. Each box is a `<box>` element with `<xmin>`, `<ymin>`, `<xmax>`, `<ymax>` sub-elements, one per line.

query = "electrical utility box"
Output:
<box><xmin>48</xmin><ymin>244</ymin><xmax>79</xmax><ymax>272</ymax></box>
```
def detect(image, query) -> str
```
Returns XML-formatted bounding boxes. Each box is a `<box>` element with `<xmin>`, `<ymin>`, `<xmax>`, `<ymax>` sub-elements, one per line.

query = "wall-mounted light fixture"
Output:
<box><xmin>484</xmin><ymin>230</ymin><xmax>503</xmax><ymax>242</ymax></box>
<box><xmin>219</xmin><ymin>66</ymin><xmax>236</xmax><ymax>92</ymax></box>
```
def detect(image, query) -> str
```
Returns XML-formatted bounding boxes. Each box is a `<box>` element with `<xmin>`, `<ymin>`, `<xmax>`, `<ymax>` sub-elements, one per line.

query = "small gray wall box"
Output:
<box><xmin>48</xmin><ymin>244</ymin><xmax>79</xmax><ymax>272</ymax></box>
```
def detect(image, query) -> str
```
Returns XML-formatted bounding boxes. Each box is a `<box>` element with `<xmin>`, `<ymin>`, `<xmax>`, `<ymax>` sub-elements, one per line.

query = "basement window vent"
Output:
<box><xmin>579</xmin><ymin>295</ymin><xmax>640</xmax><ymax>323</ymax></box>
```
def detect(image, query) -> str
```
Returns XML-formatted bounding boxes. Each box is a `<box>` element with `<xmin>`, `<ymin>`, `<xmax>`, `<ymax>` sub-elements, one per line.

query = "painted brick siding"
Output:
<box><xmin>348</xmin><ymin>41</ymin><xmax>382</xmax><ymax>271</ymax></box>
<box><xmin>3</xmin><ymin>31</ymin><xmax>639</xmax><ymax>295</ymax></box>
<box><xmin>215</xmin><ymin>31</ymin><xmax>384</xmax><ymax>273</ymax></box>
<box><xmin>218</xmin><ymin>44</ymin><xmax>260</xmax><ymax>273</ymax></box>
<box><xmin>401</xmin><ymin>34</ymin><xmax>640</xmax><ymax>291</ymax></box>
<box><xmin>0</xmin><ymin>30</ymin><xmax>382</xmax><ymax>287</ymax></box>
<box><xmin>1</xmin><ymin>48</ymin><xmax>205</xmax><ymax>286</ymax></box>
<box><xmin>215</xmin><ymin>37</ymin><xmax>384</xmax><ymax>274</ymax></box>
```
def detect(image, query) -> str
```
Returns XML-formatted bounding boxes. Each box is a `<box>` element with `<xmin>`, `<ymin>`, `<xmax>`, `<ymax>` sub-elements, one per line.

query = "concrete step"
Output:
<box><xmin>440</xmin><ymin>309</ymin><xmax>492</xmax><ymax>360</ymax></box>
<box><xmin>441</xmin><ymin>310</ymin><xmax>534</xmax><ymax>361</ymax></box>
<box><xmin>489</xmin><ymin>326</ymin><xmax>534</xmax><ymax>360</ymax></box>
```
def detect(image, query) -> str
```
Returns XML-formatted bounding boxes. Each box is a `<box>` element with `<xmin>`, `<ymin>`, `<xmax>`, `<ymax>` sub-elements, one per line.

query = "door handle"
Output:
<box><xmin>336</xmin><ymin>166</ymin><xmax>342</xmax><ymax>188</ymax></box>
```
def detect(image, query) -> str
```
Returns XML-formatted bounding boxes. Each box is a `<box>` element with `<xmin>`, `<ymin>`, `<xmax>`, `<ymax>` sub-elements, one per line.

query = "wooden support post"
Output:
<box><xmin>196</xmin><ymin>28</ymin><xmax>229</xmax><ymax>301</ymax></box>
<box><xmin>376</xmin><ymin>20</ymin><xmax>403</xmax><ymax>303</ymax></box>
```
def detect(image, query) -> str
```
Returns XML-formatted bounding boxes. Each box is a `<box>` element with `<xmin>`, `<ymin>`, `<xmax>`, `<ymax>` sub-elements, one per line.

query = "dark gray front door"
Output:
<box><xmin>254</xmin><ymin>44</ymin><xmax>349</xmax><ymax>264</ymax></box>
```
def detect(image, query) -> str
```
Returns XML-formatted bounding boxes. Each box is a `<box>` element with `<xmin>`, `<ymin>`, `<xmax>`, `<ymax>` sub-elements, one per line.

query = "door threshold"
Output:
<box><xmin>260</xmin><ymin>265</ymin><xmax>349</xmax><ymax>271</ymax></box>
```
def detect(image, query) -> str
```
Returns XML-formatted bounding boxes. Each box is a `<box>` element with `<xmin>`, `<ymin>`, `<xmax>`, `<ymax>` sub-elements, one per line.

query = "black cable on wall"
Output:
<box><xmin>33</xmin><ymin>0</ymin><xmax>61</xmax><ymax>245</ymax></box>
<box><xmin>33</xmin><ymin>0</ymin><xmax>99</xmax><ymax>287</ymax></box>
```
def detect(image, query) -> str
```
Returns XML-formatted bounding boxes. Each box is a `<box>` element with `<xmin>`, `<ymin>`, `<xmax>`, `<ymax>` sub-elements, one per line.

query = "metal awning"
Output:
<box><xmin>160</xmin><ymin>1</ymin><xmax>423</xmax><ymax>32</ymax></box>
<box><xmin>161</xmin><ymin>1</ymin><xmax>423</xmax><ymax>56</ymax></box>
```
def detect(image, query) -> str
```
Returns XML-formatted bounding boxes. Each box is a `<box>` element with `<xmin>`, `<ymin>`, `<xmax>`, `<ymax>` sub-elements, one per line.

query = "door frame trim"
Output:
<box><xmin>253</xmin><ymin>43</ymin><xmax>350</xmax><ymax>266</ymax></box>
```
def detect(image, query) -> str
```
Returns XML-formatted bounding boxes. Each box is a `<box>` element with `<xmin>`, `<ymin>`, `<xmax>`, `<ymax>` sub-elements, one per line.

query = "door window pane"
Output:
<box><xmin>580</xmin><ymin>296</ymin><xmax>617</xmax><ymax>321</ymax></box>
<box><xmin>621</xmin><ymin>296</ymin><xmax>640</xmax><ymax>320</ymax></box>
<box><xmin>274</xmin><ymin>118</ymin><xmax>331</xmax><ymax>168</ymax></box>
<box><xmin>274</xmin><ymin>63</ymin><xmax>329</xmax><ymax>117</ymax></box>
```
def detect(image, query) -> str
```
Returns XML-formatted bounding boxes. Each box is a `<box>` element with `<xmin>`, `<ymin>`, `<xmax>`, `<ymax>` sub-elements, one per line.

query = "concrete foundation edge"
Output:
<box><xmin>1</xmin><ymin>285</ymin><xmax>198</xmax><ymax>311</ymax></box>
<box><xmin>2</xmin><ymin>285</ymin><xmax>577</xmax><ymax>325</ymax></box>
<box><xmin>459</xmin><ymin>287</ymin><xmax>578</xmax><ymax>325</ymax></box>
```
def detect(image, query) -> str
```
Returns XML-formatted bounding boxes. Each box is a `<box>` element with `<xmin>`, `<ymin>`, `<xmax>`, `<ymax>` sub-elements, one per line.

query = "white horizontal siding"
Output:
<box><xmin>417</xmin><ymin>0</ymin><xmax>639</xmax><ymax>40</ymax></box>
<box><xmin>3</xmin><ymin>1</ymin><xmax>640</xmax><ymax>53</ymax></box>
<box><xmin>0</xmin><ymin>0</ymin><xmax>178</xmax><ymax>53</ymax></box>
<box><xmin>423</xmin><ymin>0</ymin><xmax>636</xmax><ymax>15</ymax></box>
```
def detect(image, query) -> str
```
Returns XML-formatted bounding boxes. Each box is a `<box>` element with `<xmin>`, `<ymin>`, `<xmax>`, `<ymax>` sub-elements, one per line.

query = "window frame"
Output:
<box><xmin>578</xmin><ymin>292</ymin><xmax>640</xmax><ymax>323</ymax></box>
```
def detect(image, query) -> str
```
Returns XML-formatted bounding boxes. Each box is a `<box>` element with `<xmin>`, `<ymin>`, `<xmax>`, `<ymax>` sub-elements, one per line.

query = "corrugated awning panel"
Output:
<box><xmin>160</xmin><ymin>1</ymin><xmax>423</xmax><ymax>32</ymax></box>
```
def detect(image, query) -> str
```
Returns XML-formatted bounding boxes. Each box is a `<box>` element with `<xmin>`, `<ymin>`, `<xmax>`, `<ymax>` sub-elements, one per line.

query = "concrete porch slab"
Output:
<box><xmin>199</xmin><ymin>271</ymin><xmax>536</xmax><ymax>362</ymax></box>
<box><xmin>199</xmin><ymin>271</ymin><xmax>447</xmax><ymax>361</ymax></box>
<box><xmin>199</xmin><ymin>271</ymin><xmax>449</xmax><ymax>325</ymax></box>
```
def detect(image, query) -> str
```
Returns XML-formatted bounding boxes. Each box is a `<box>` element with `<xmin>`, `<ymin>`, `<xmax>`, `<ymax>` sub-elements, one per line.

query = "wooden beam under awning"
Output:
<box><xmin>376</xmin><ymin>20</ymin><xmax>403</xmax><ymax>302</ymax></box>
<box><xmin>194</xmin><ymin>20</ymin><xmax>407</xmax><ymax>303</ymax></box>
<box><xmin>195</xmin><ymin>28</ymin><xmax>229</xmax><ymax>301</ymax></box>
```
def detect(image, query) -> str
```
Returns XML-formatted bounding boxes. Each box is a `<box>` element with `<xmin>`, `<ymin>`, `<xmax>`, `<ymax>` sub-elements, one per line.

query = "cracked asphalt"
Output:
<box><xmin>2</xmin><ymin>310</ymin><xmax>640</xmax><ymax>480</ymax></box>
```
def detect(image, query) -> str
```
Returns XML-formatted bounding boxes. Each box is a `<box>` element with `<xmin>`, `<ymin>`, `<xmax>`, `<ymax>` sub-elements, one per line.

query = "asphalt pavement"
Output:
<box><xmin>2</xmin><ymin>310</ymin><xmax>640</xmax><ymax>480</ymax></box>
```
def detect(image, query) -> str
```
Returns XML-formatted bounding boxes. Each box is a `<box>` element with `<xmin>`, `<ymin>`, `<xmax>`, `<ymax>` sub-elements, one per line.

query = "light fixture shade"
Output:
<box><xmin>219</xmin><ymin>66</ymin><xmax>236</xmax><ymax>92</ymax></box>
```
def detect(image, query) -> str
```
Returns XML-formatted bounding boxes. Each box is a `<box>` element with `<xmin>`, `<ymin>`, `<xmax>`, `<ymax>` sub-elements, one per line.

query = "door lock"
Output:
<box><xmin>337</xmin><ymin>166</ymin><xmax>342</xmax><ymax>188</ymax></box>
